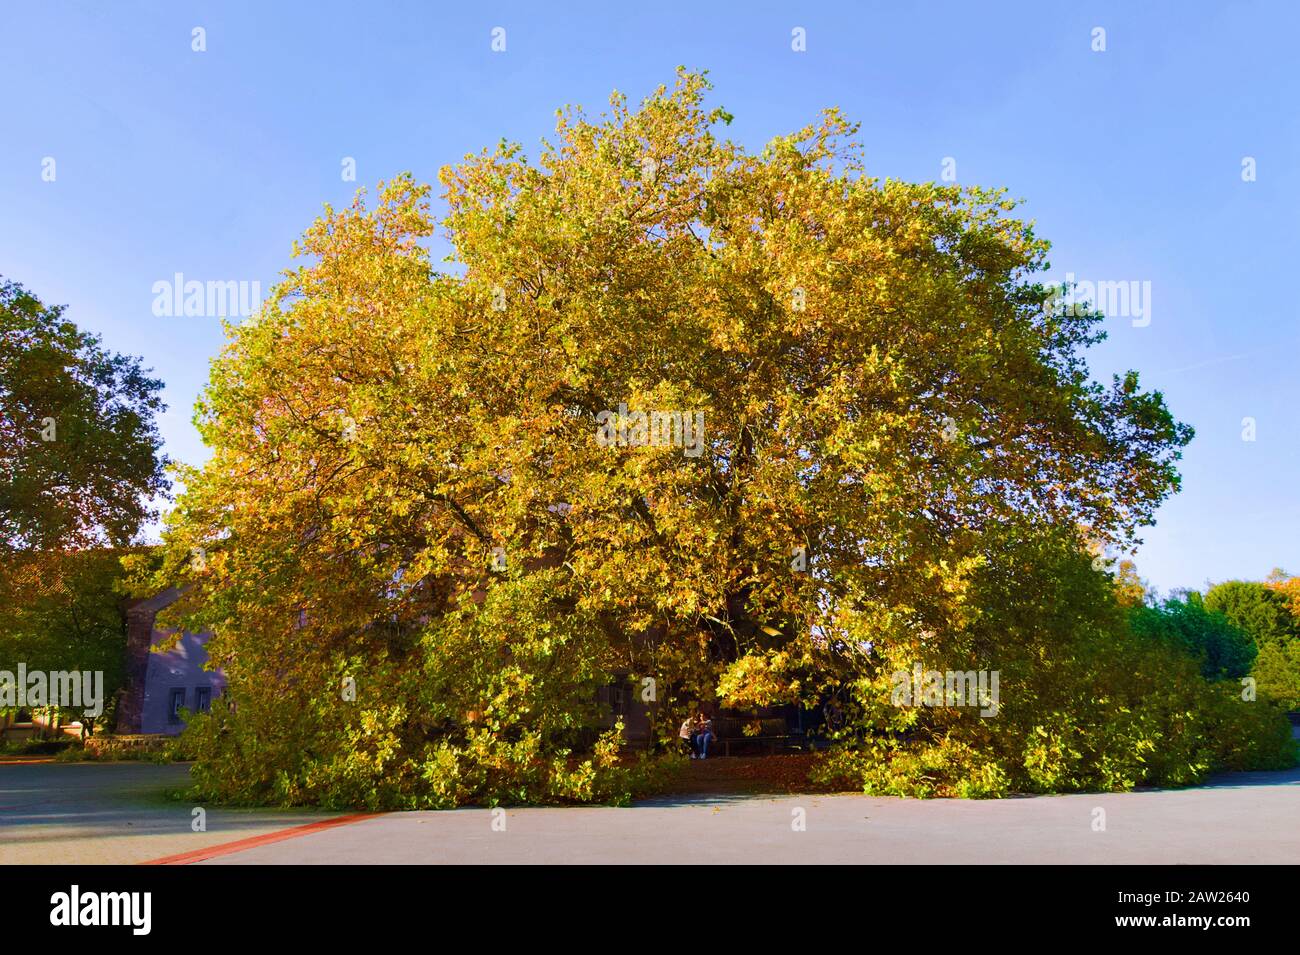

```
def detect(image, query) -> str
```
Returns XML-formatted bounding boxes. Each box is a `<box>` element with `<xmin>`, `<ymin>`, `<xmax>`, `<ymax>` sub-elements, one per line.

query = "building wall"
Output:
<box><xmin>139</xmin><ymin>629</ymin><xmax>226</xmax><ymax>736</ymax></box>
<box><xmin>598</xmin><ymin>679</ymin><xmax>656</xmax><ymax>741</ymax></box>
<box><xmin>115</xmin><ymin>595</ymin><xmax>159</xmax><ymax>734</ymax></box>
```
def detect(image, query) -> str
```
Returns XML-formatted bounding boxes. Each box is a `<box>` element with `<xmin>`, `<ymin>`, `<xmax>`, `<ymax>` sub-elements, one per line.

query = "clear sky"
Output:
<box><xmin>2</xmin><ymin>0</ymin><xmax>1296</xmax><ymax>594</ymax></box>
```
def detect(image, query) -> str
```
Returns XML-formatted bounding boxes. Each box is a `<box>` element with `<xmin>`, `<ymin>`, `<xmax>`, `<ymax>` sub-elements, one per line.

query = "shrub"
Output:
<box><xmin>1128</xmin><ymin>594</ymin><xmax>1256</xmax><ymax>680</ymax></box>
<box><xmin>0</xmin><ymin>736</ymin><xmax>77</xmax><ymax>757</ymax></box>
<box><xmin>1253</xmin><ymin>641</ymin><xmax>1300</xmax><ymax>710</ymax></box>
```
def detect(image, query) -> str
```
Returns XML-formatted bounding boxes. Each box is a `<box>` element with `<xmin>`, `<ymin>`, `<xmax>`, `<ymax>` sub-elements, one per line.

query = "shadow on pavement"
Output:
<box><xmin>0</xmin><ymin>762</ymin><xmax>331</xmax><ymax>849</ymax></box>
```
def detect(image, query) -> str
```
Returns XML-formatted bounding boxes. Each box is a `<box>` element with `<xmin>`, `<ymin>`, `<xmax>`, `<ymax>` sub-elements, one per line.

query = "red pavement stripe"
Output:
<box><xmin>140</xmin><ymin>812</ymin><xmax>381</xmax><ymax>865</ymax></box>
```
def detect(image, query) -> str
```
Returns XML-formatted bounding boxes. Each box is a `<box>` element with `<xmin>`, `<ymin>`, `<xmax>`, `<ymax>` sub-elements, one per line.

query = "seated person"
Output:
<box><xmin>679</xmin><ymin>716</ymin><xmax>698</xmax><ymax>757</ymax></box>
<box><xmin>695</xmin><ymin>712</ymin><xmax>715</xmax><ymax>759</ymax></box>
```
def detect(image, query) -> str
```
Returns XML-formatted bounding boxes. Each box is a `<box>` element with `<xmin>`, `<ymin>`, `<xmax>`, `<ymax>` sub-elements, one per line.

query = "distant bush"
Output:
<box><xmin>1128</xmin><ymin>593</ymin><xmax>1256</xmax><ymax>680</ymax></box>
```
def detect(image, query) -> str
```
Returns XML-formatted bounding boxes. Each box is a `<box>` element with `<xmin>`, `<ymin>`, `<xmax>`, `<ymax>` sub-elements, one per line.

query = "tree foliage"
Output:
<box><xmin>1128</xmin><ymin>592</ymin><xmax>1256</xmax><ymax>681</ymax></box>
<box><xmin>1204</xmin><ymin>580</ymin><xmax>1299</xmax><ymax>648</ymax></box>
<box><xmin>811</xmin><ymin>532</ymin><xmax>1293</xmax><ymax>797</ymax></box>
<box><xmin>1</xmin><ymin>279</ymin><xmax>166</xmax><ymax>733</ymax></box>
<box><xmin>1112</xmin><ymin>558</ymin><xmax>1146</xmax><ymax>608</ymax></box>
<box><xmin>153</xmin><ymin>71</ymin><xmax>1291</xmax><ymax>806</ymax></box>
<box><xmin>0</xmin><ymin>549</ymin><xmax>130</xmax><ymax>733</ymax></box>
<box><xmin>1202</xmin><ymin>578</ymin><xmax>1300</xmax><ymax>709</ymax></box>
<box><xmin>0</xmin><ymin>278</ymin><xmax>168</xmax><ymax>554</ymax></box>
<box><xmin>1265</xmin><ymin>569</ymin><xmax>1300</xmax><ymax>617</ymax></box>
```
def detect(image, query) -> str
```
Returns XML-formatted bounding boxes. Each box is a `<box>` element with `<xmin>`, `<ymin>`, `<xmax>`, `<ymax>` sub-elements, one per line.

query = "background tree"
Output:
<box><xmin>1204</xmin><ymin>578</ymin><xmax>1300</xmax><ymax>708</ymax></box>
<box><xmin>1204</xmin><ymin>580</ymin><xmax>1299</xmax><ymax>649</ymax></box>
<box><xmin>1255</xmin><ymin>571</ymin><xmax>1300</xmax><ymax>707</ymax></box>
<box><xmin>1</xmin><ymin>278</ymin><xmax>168</xmax><ymax>733</ymax></box>
<box><xmin>3</xmin><ymin>548</ymin><xmax>132</xmax><ymax>735</ymax></box>
<box><xmin>1112</xmin><ymin>558</ymin><xmax>1147</xmax><ymax>609</ymax></box>
<box><xmin>0</xmin><ymin>278</ymin><xmax>168</xmax><ymax>554</ymax></box>
<box><xmin>1265</xmin><ymin>569</ymin><xmax>1300</xmax><ymax>616</ymax></box>
<box><xmin>1128</xmin><ymin>591</ymin><xmax>1256</xmax><ymax>681</ymax></box>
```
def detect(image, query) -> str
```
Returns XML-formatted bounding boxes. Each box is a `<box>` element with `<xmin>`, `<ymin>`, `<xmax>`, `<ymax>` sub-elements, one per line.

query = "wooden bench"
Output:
<box><xmin>712</xmin><ymin>717</ymin><xmax>794</xmax><ymax>757</ymax></box>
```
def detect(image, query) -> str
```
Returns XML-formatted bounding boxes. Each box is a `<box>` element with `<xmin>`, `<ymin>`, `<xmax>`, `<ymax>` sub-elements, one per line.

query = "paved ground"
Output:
<box><xmin>3</xmin><ymin>758</ymin><xmax>1299</xmax><ymax>864</ymax></box>
<box><xmin>0</xmin><ymin>762</ymin><xmax>334</xmax><ymax>865</ymax></box>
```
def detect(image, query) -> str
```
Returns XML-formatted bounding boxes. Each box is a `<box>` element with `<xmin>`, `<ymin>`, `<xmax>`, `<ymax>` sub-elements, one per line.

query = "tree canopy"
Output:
<box><xmin>1128</xmin><ymin>592</ymin><xmax>1256</xmax><ymax>681</ymax></box>
<box><xmin>0</xmin><ymin>278</ymin><xmax>168</xmax><ymax>555</ymax></box>
<box><xmin>1204</xmin><ymin>579</ymin><xmax>1299</xmax><ymax>648</ymax></box>
<box><xmin>1246</xmin><ymin>572</ymin><xmax>1300</xmax><ymax>708</ymax></box>
<box><xmin>153</xmin><ymin>71</ymin><xmax>1293</xmax><ymax>806</ymax></box>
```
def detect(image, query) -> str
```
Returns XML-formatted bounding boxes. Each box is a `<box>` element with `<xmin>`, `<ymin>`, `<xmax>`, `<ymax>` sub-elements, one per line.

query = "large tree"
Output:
<box><xmin>160</xmin><ymin>71</ymin><xmax>1267</xmax><ymax>807</ymax></box>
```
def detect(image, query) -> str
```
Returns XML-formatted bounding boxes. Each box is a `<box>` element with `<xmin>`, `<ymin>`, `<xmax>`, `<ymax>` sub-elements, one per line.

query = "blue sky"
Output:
<box><xmin>2</xmin><ymin>0</ymin><xmax>1296</xmax><ymax>593</ymax></box>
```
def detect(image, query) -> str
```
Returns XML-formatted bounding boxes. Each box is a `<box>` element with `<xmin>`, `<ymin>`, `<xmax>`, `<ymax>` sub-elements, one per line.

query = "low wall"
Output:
<box><xmin>83</xmin><ymin>734</ymin><xmax>172</xmax><ymax>757</ymax></box>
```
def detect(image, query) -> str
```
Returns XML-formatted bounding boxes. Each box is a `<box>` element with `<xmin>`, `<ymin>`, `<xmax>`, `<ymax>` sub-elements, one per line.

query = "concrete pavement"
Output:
<box><xmin>199</xmin><ymin>766</ymin><xmax>1300</xmax><ymax>864</ymax></box>
<box><xmin>0</xmin><ymin>761</ymin><xmax>336</xmax><ymax>865</ymax></box>
<box><xmin>3</xmin><ymin>759</ymin><xmax>1298</xmax><ymax>864</ymax></box>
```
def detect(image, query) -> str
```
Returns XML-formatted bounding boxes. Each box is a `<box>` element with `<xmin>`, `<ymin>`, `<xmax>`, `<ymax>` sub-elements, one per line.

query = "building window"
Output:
<box><xmin>168</xmin><ymin>688</ymin><xmax>186</xmax><ymax>724</ymax></box>
<box><xmin>195</xmin><ymin>687</ymin><xmax>212</xmax><ymax>713</ymax></box>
